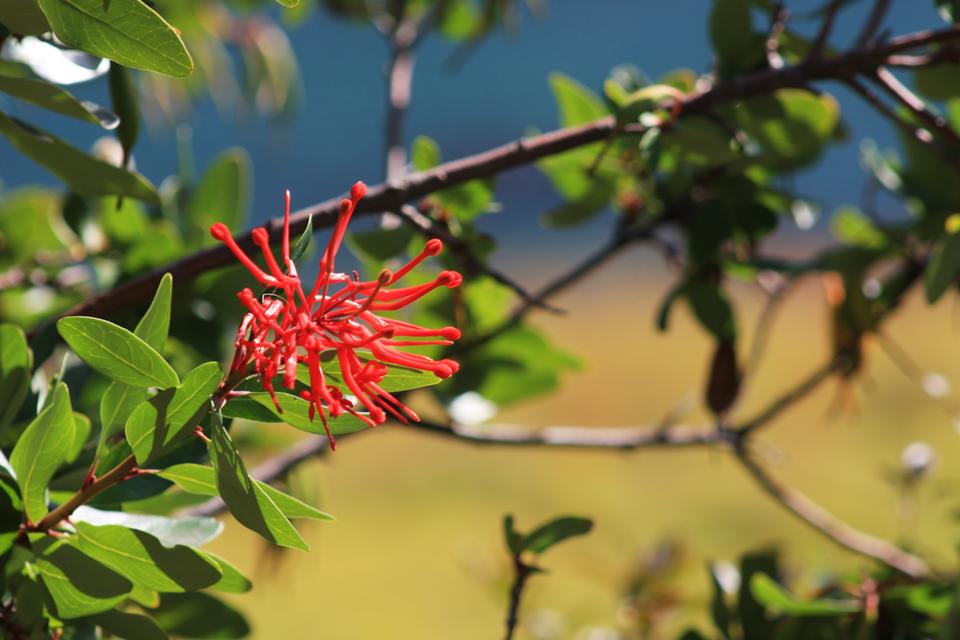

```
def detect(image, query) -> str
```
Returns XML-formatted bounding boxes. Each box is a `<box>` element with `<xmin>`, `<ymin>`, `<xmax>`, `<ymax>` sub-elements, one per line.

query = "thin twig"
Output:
<box><xmin>733</xmin><ymin>446</ymin><xmax>930</xmax><ymax>578</ymax></box>
<box><xmin>765</xmin><ymin>3</ymin><xmax>788</xmax><ymax>69</ymax></box>
<box><xmin>737</xmin><ymin>359</ymin><xmax>842</xmax><ymax>436</ymax></box>
<box><xmin>398</xmin><ymin>205</ymin><xmax>563</xmax><ymax>313</ymax></box>
<box><xmin>855</xmin><ymin>0</ymin><xmax>892</xmax><ymax>49</ymax></box>
<box><xmin>807</xmin><ymin>0</ymin><xmax>844</xmax><ymax>60</ymax></box>
<box><xmin>504</xmin><ymin>554</ymin><xmax>533</xmax><ymax>640</ymax></box>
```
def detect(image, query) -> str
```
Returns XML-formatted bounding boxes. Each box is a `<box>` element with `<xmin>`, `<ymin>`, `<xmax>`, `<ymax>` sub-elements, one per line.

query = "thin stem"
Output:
<box><xmin>31</xmin><ymin>455</ymin><xmax>137</xmax><ymax>532</ymax></box>
<box><xmin>733</xmin><ymin>446</ymin><xmax>930</xmax><ymax>578</ymax></box>
<box><xmin>737</xmin><ymin>359</ymin><xmax>842</xmax><ymax>436</ymax></box>
<box><xmin>504</xmin><ymin>555</ymin><xmax>533</xmax><ymax>640</ymax></box>
<box><xmin>855</xmin><ymin>0</ymin><xmax>892</xmax><ymax>49</ymax></box>
<box><xmin>807</xmin><ymin>0</ymin><xmax>844</xmax><ymax>60</ymax></box>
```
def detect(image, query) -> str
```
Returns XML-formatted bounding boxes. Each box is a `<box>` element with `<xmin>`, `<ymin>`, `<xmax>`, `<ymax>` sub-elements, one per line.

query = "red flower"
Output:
<box><xmin>210</xmin><ymin>182</ymin><xmax>461</xmax><ymax>448</ymax></box>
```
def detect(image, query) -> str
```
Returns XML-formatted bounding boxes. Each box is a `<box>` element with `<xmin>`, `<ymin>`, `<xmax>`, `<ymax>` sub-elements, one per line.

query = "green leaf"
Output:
<box><xmin>57</xmin><ymin>316</ymin><xmax>178</xmax><ymax>389</ymax></box>
<box><xmin>0</xmin><ymin>111</ymin><xmax>159</xmax><ymax>202</ymax></box>
<box><xmin>125</xmin><ymin>362</ymin><xmax>220</xmax><ymax>463</ymax></box>
<box><xmin>522</xmin><ymin>516</ymin><xmax>593</xmax><ymax>554</ymax></box>
<box><xmin>925</xmin><ymin>229</ymin><xmax>960</xmax><ymax>303</ymax></box>
<box><xmin>411</xmin><ymin>135</ymin><xmax>441</xmax><ymax>171</ymax></box>
<box><xmin>348</xmin><ymin>226</ymin><xmax>414</xmax><ymax>262</ymax></box>
<box><xmin>831</xmin><ymin>206</ymin><xmax>888</xmax><ymax>248</ymax></box>
<box><xmin>548</xmin><ymin>73</ymin><xmax>606</xmax><ymax>127</ymax></box>
<box><xmin>685</xmin><ymin>281</ymin><xmax>737</xmax><ymax>340</ymax></box>
<box><xmin>72</xmin><ymin>506</ymin><xmax>223</xmax><ymax>548</ymax></box>
<box><xmin>0</xmin><ymin>71</ymin><xmax>117</xmax><ymax>128</ymax></box>
<box><xmin>915</xmin><ymin>63</ymin><xmax>960</xmax><ymax>101</ymax></box>
<box><xmin>228</xmin><ymin>392</ymin><xmax>369</xmax><ymax>436</ymax></box>
<box><xmin>208</xmin><ymin>416</ymin><xmax>309</xmax><ymax>550</ymax></box>
<box><xmin>290</xmin><ymin>212</ymin><xmax>313</xmax><ymax>262</ymax></box>
<box><xmin>200</xmin><ymin>552</ymin><xmax>252</xmax><ymax>594</ymax></box>
<box><xmin>502</xmin><ymin>514</ymin><xmax>524</xmax><ymax>555</ymax></box>
<box><xmin>88</xmin><ymin>609</ymin><xmax>167</xmax><ymax>640</ymax></box>
<box><xmin>34</xmin><ymin>541</ymin><xmax>132</xmax><ymax>618</ymax></box>
<box><xmin>72</xmin><ymin>522</ymin><xmax>222</xmax><ymax>592</ymax></box>
<box><xmin>707</xmin><ymin>563</ymin><xmax>732</xmax><ymax>639</ymax></box>
<box><xmin>0</xmin><ymin>0</ymin><xmax>49</xmax><ymax>34</ymax></box>
<box><xmin>67</xmin><ymin>412</ymin><xmax>91</xmax><ymax>463</ymax></box>
<box><xmin>36</xmin><ymin>0</ymin><xmax>193</xmax><ymax>77</ymax></box>
<box><xmin>710</xmin><ymin>0</ymin><xmax>765</xmax><ymax>77</ymax></box>
<box><xmin>99</xmin><ymin>273</ymin><xmax>173</xmax><ymax>449</ymax></box>
<box><xmin>99</xmin><ymin>382</ymin><xmax>149</xmax><ymax>448</ymax></box>
<box><xmin>10</xmin><ymin>383</ymin><xmax>74</xmax><ymax>522</ymax></box>
<box><xmin>150</xmin><ymin>592</ymin><xmax>250</xmax><ymax>639</ymax></box>
<box><xmin>158</xmin><ymin>463</ymin><xmax>333</xmax><ymax>522</ymax></box>
<box><xmin>275</xmin><ymin>0</ymin><xmax>299</xmax><ymax>6</ymax></box>
<box><xmin>749</xmin><ymin>574</ymin><xmax>861</xmax><ymax>616</ymax></box>
<box><xmin>0</xmin><ymin>324</ymin><xmax>32</xmax><ymax>430</ymax></box>
<box><xmin>186</xmin><ymin>148</ymin><xmax>252</xmax><ymax>243</ymax></box>
<box><xmin>108</xmin><ymin>63</ymin><xmax>140</xmax><ymax>168</ymax></box>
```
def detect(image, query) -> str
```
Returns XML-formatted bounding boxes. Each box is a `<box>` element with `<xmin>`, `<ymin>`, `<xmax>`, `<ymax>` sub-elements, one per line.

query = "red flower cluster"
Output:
<box><xmin>210</xmin><ymin>182</ymin><xmax>461</xmax><ymax>448</ymax></box>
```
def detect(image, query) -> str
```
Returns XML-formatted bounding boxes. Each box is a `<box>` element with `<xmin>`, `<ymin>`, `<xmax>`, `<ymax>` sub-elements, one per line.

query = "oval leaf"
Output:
<box><xmin>36</xmin><ymin>0</ymin><xmax>193</xmax><ymax>77</ymax></box>
<box><xmin>57</xmin><ymin>316</ymin><xmax>178</xmax><ymax>389</ymax></box>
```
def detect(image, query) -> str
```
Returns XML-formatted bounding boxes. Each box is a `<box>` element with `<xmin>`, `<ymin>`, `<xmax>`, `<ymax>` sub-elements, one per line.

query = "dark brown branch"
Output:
<box><xmin>808</xmin><ymin>0</ymin><xmax>844</xmax><ymax>60</ymax></box>
<box><xmin>855</xmin><ymin>0</ymin><xmax>892</xmax><ymax>49</ymax></box>
<box><xmin>504</xmin><ymin>554</ymin><xmax>533</xmax><ymax>640</ymax></box>
<box><xmin>33</xmin><ymin>24</ymin><xmax>960</xmax><ymax>336</ymax></box>
<box><xmin>733</xmin><ymin>446</ymin><xmax>930</xmax><ymax>578</ymax></box>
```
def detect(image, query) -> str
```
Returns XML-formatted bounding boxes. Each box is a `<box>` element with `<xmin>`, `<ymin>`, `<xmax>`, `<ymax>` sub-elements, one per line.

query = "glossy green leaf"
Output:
<box><xmin>685</xmin><ymin>281</ymin><xmax>737</xmax><ymax>340</ymax></box>
<box><xmin>159</xmin><ymin>463</ymin><xmax>333</xmax><ymax>522</ymax></box>
<box><xmin>0</xmin><ymin>324</ymin><xmax>32</xmax><ymax>430</ymax></box>
<box><xmin>150</xmin><ymin>592</ymin><xmax>250</xmax><ymax>639</ymax></box>
<box><xmin>925</xmin><ymin>229</ymin><xmax>960</xmax><ymax>303</ymax></box>
<box><xmin>72</xmin><ymin>506</ymin><xmax>223</xmax><ymax>548</ymax></box>
<box><xmin>10</xmin><ymin>383</ymin><xmax>73</xmax><ymax>522</ymax></box>
<box><xmin>88</xmin><ymin>609</ymin><xmax>167</xmax><ymax>640</ymax></box>
<box><xmin>107</xmin><ymin>63</ymin><xmax>140</xmax><ymax>167</ymax></box>
<box><xmin>0</xmin><ymin>71</ymin><xmax>117</xmax><ymax>127</ymax></box>
<box><xmin>209</xmin><ymin>416</ymin><xmax>309</xmax><ymax>550</ymax></box>
<box><xmin>99</xmin><ymin>382</ymin><xmax>149</xmax><ymax>448</ymax></box>
<box><xmin>522</xmin><ymin>516</ymin><xmax>593</xmax><ymax>554</ymax></box>
<box><xmin>831</xmin><ymin>206</ymin><xmax>887</xmax><ymax>248</ymax></box>
<box><xmin>57</xmin><ymin>316</ymin><xmax>178</xmax><ymax>389</ymax></box>
<box><xmin>186</xmin><ymin>148</ymin><xmax>252</xmax><ymax>243</ymax></box>
<box><xmin>0</xmin><ymin>0</ymin><xmax>49</xmax><ymax>34</ymax></box>
<box><xmin>200</xmin><ymin>552</ymin><xmax>252</xmax><ymax>593</ymax></box>
<box><xmin>548</xmin><ymin>73</ymin><xmax>606</xmax><ymax>127</ymax></box>
<box><xmin>125</xmin><ymin>362</ymin><xmax>220</xmax><ymax>464</ymax></box>
<box><xmin>36</xmin><ymin>0</ymin><xmax>193</xmax><ymax>77</ymax></box>
<box><xmin>275</xmin><ymin>0</ymin><xmax>300</xmax><ymax>7</ymax></box>
<box><xmin>235</xmin><ymin>392</ymin><xmax>369</xmax><ymax>436</ymax></box>
<box><xmin>749</xmin><ymin>574</ymin><xmax>861</xmax><ymax>616</ymax></box>
<box><xmin>936</xmin><ymin>0</ymin><xmax>960</xmax><ymax>22</ymax></box>
<box><xmin>915</xmin><ymin>63</ymin><xmax>960</xmax><ymax>101</ymax></box>
<box><xmin>35</xmin><ymin>542</ymin><xmax>133</xmax><ymax>618</ymax></box>
<box><xmin>72</xmin><ymin>522</ymin><xmax>222</xmax><ymax>592</ymax></box>
<box><xmin>0</xmin><ymin>111</ymin><xmax>159</xmax><ymax>202</ymax></box>
<box><xmin>710</xmin><ymin>0</ymin><xmax>765</xmax><ymax>77</ymax></box>
<box><xmin>502</xmin><ymin>514</ymin><xmax>524</xmax><ymax>555</ymax></box>
<box><xmin>67</xmin><ymin>412</ymin><xmax>91</xmax><ymax>463</ymax></box>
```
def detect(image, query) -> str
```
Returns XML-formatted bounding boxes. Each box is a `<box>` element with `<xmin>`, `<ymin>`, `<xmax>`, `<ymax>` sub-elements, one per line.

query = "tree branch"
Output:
<box><xmin>871</xmin><ymin>67</ymin><xmax>960</xmax><ymax>152</ymax></box>
<box><xmin>733</xmin><ymin>445</ymin><xmax>930</xmax><ymax>578</ymax></box>
<box><xmin>807</xmin><ymin>0</ymin><xmax>844</xmax><ymax>60</ymax></box>
<box><xmin>384</xmin><ymin>20</ymin><xmax>418</xmax><ymax>181</ymax></box>
<box><xmin>32</xmin><ymin>24</ymin><xmax>960</xmax><ymax>337</ymax></box>
<box><xmin>737</xmin><ymin>358</ymin><xmax>842</xmax><ymax>436</ymax></box>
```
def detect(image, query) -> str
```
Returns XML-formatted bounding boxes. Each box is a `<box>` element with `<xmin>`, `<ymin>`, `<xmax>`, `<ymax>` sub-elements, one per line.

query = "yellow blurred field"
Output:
<box><xmin>207</xmin><ymin>250</ymin><xmax>960</xmax><ymax>638</ymax></box>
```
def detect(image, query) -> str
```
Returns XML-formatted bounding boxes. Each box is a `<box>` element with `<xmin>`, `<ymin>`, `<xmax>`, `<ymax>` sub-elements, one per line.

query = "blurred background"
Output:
<box><xmin>4</xmin><ymin>1</ymin><xmax>960</xmax><ymax>638</ymax></box>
